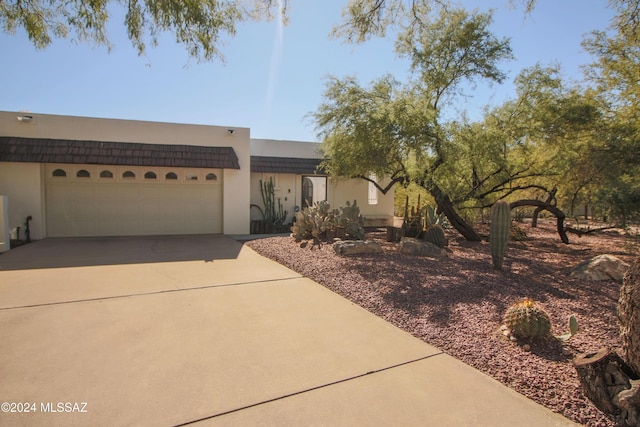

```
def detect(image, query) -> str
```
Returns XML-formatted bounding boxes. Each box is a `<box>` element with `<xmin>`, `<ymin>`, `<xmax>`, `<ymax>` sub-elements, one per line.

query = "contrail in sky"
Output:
<box><xmin>266</xmin><ymin>0</ymin><xmax>284</xmax><ymax>121</ymax></box>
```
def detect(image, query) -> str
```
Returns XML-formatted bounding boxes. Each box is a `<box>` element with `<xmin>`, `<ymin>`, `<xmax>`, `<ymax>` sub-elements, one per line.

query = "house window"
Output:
<box><xmin>165</xmin><ymin>172</ymin><xmax>178</xmax><ymax>180</ymax></box>
<box><xmin>100</xmin><ymin>170</ymin><xmax>114</xmax><ymax>178</ymax></box>
<box><xmin>52</xmin><ymin>169</ymin><xmax>67</xmax><ymax>177</ymax></box>
<box><xmin>206</xmin><ymin>173</ymin><xmax>217</xmax><ymax>181</ymax></box>
<box><xmin>144</xmin><ymin>171</ymin><xmax>157</xmax><ymax>179</ymax></box>
<box><xmin>368</xmin><ymin>173</ymin><xmax>378</xmax><ymax>205</ymax></box>
<box><xmin>123</xmin><ymin>171</ymin><xmax>135</xmax><ymax>179</ymax></box>
<box><xmin>186</xmin><ymin>173</ymin><xmax>198</xmax><ymax>181</ymax></box>
<box><xmin>76</xmin><ymin>169</ymin><xmax>90</xmax><ymax>178</ymax></box>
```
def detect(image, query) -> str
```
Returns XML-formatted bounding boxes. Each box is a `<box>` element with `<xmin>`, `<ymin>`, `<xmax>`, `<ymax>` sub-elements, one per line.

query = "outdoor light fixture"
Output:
<box><xmin>17</xmin><ymin>115</ymin><xmax>33</xmax><ymax>122</ymax></box>
<box><xmin>227</xmin><ymin>129</ymin><xmax>234</xmax><ymax>135</ymax></box>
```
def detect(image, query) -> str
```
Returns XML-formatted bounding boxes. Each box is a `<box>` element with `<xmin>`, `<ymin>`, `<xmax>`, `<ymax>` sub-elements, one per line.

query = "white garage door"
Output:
<box><xmin>45</xmin><ymin>164</ymin><xmax>223</xmax><ymax>237</ymax></box>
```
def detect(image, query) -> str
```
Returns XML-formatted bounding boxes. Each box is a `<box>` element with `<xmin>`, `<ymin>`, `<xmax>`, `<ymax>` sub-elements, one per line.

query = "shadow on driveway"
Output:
<box><xmin>0</xmin><ymin>234</ymin><xmax>243</xmax><ymax>271</ymax></box>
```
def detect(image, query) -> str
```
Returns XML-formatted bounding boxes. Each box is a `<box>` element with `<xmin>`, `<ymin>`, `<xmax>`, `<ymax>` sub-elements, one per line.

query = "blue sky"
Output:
<box><xmin>0</xmin><ymin>1</ymin><xmax>614</xmax><ymax>142</ymax></box>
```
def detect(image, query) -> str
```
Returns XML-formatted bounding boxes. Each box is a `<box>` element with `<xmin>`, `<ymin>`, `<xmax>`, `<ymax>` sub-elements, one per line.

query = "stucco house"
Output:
<box><xmin>0</xmin><ymin>111</ymin><xmax>393</xmax><ymax>249</ymax></box>
<box><xmin>250</xmin><ymin>138</ymin><xmax>394</xmax><ymax>228</ymax></box>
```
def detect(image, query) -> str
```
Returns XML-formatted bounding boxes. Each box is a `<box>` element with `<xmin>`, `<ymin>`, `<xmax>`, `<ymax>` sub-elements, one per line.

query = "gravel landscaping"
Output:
<box><xmin>246</xmin><ymin>220</ymin><xmax>639</xmax><ymax>427</ymax></box>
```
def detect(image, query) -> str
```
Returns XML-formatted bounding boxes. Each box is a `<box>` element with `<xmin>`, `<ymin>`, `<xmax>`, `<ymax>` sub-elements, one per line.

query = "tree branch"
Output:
<box><xmin>510</xmin><ymin>199</ymin><xmax>569</xmax><ymax>243</ymax></box>
<box><xmin>355</xmin><ymin>174</ymin><xmax>405</xmax><ymax>195</ymax></box>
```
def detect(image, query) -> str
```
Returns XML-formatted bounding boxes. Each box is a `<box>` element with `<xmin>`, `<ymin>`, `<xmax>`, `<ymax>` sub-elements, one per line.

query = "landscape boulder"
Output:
<box><xmin>399</xmin><ymin>237</ymin><xmax>447</xmax><ymax>258</ymax></box>
<box><xmin>570</xmin><ymin>254</ymin><xmax>630</xmax><ymax>282</ymax></box>
<box><xmin>333</xmin><ymin>240</ymin><xmax>382</xmax><ymax>256</ymax></box>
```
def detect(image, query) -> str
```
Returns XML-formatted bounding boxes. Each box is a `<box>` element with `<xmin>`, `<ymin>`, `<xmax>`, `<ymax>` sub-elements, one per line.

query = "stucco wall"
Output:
<box><xmin>250</xmin><ymin>173</ymin><xmax>299</xmax><ymax>224</ymax></box>
<box><xmin>0</xmin><ymin>162</ymin><xmax>45</xmax><ymax>240</ymax></box>
<box><xmin>250</xmin><ymin>139</ymin><xmax>321</xmax><ymax>158</ymax></box>
<box><xmin>0</xmin><ymin>111</ymin><xmax>251</xmax><ymax>235</ymax></box>
<box><xmin>328</xmin><ymin>178</ymin><xmax>394</xmax><ymax>226</ymax></box>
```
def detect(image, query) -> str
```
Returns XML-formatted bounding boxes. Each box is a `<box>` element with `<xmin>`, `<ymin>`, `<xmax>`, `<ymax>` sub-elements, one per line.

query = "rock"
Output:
<box><xmin>523</xmin><ymin>344</ymin><xmax>531</xmax><ymax>352</ymax></box>
<box><xmin>570</xmin><ymin>254</ymin><xmax>630</xmax><ymax>282</ymax></box>
<box><xmin>399</xmin><ymin>237</ymin><xmax>447</xmax><ymax>257</ymax></box>
<box><xmin>333</xmin><ymin>240</ymin><xmax>383</xmax><ymax>256</ymax></box>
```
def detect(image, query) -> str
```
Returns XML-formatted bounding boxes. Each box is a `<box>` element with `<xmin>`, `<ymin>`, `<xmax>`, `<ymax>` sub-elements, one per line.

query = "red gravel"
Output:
<box><xmin>246</xmin><ymin>220</ymin><xmax>639</xmax><ymax>427</ymax></box>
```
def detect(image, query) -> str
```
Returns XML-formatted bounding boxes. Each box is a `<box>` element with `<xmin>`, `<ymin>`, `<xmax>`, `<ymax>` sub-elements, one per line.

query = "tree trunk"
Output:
<box><xmin>572</xmin><ymin>258</ymin><xmax>640</xmax><ymax>426</ymax></box>
<box><xmin>573</xmin><ymin>348</ymin><xmax>640</xmax><ymax>426</ymax></box>
<box><xmin>531</xmin><ymin>206</ymin><xmax>542</xmax><ymax>228</ymax></box>
<box><xmin>531</xmin><ymin>189</ymin><xmax>557</xmax><ymax>228</ymax></box>
<box><xmin>620</xmin><ymin>257</ymin><xmax>640</xmax><ymax>378</ymax></box>
<box><xmin>510</xmin><ymin>199</ymin><xmax>569</xmax><ymax>244</ymax></box>
<box><xmin>429</xmin><ymin>184</ymin><xmax>482</xmax><ymax>242</ymax></box>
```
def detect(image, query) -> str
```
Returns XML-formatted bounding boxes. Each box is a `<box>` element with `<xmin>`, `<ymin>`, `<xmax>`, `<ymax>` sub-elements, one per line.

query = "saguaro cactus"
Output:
<box><xmin>490</xmin><ymin>200</ymin><xmax>511</xmax><ymax>270</ymax></box>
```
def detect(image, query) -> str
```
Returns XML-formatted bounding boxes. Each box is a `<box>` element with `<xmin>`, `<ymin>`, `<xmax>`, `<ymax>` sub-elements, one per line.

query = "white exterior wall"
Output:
<box><xmin>0</xmin><ymin>195</ymin><xmax>10</xmax><ymax>251</ymax></box>
<box><xmin>250</xmin><ymin>173</ymin><xmax>299</xmax><ymax>224</ymax></box>
<box><xmin>328</xmin><ymin>178</ymin><xmax>394</xmax><ymax>226</ymax></box>
<box><xmin>250</xmin><ymin>139</ymin><xmax>321</xmax><ymax>158</ymax></box>
<box><xmin>0</xmin><ymin>162</ymin><xmax>45</xmax><ymax>240</ymax></box>
<box><xmin>0</xmin><ymin>111</ymin><xmax>251</xmax><ymax>235</ymax></box>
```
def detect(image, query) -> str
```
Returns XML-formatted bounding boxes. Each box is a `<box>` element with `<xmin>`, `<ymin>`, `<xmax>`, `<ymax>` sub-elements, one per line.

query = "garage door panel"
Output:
<box><xmin>46</xmin><ymin>166</ymin><xmax>223</xmax><ymax>237</ymax></box>
<box><xmin>73</xmin><ymin>202</ymin><xmax>95</xmax><ymax>219</ymax></box>
<box><xmin>74</xmin><ymin>221</ymin><xmax>96</xmax><ymax>236</ymax></box>
<box><xmin>94</xmin><ymin>221</ymin><xmax>120</xmax><ymax>236</ymax></box>
<box><xmin>119</xmin><ymin>186</ymin><xmax>140</xmax><ymax>200</ymax></box>
<box><xmin>95</xmin><ymin>203</ymin><xmax>119</xmax><ymax>220</ymax></box>
<box><xmin>141</xmin><ymin>203</ymin><xmax>162</xmax><ymax>218</ymax></box>
<box><xmin>140</xmin><ymin>185</ymin><xmax>161</xmax><ymax>200</ymax></box>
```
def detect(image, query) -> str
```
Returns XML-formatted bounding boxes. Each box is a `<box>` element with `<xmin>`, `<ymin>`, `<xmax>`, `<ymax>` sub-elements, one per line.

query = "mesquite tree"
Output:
<box><xmin>314</xmin><ymin>6</ymin><xmax>513</xmax><ymax>241</ymax></box>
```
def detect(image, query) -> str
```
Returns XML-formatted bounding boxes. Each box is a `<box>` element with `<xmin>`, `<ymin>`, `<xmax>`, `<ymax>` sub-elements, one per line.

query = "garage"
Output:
<box><xmin>45</xmin><ymin>164</ymin><xmax>223</xmax><ymax>237</ymax></box>
<box><xmin>0</xmin><ymin>127</ymin><xmax>246</xmax><ymax>239</ymax></box>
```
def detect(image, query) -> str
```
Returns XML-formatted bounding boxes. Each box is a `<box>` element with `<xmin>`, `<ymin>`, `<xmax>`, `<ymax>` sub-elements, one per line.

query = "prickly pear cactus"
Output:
<box><xmin>423</xmin><ymin>225</ymin><xmax>447</xmax><ymax>248</ymax></box>
<box><xmin>490</xmin><ymin>200</ymin><xmax>511</xmax><ymax>270</ymax></box>
<box><xmin>504</xmin><ymin>298</ymin><xmax>551</xmax><ymax>339</ymax></box>
<box><xmin>339</xmin><ymin>200</ymin><xmax>365</xmax><ymax>240</ymax></box>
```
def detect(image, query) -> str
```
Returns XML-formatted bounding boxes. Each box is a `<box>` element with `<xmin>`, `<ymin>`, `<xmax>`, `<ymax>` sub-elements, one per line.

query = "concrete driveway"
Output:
<box><xmin>0</xmin><ymin>235</ymin><xmax>575</xmax><ymax>426</ymax></box>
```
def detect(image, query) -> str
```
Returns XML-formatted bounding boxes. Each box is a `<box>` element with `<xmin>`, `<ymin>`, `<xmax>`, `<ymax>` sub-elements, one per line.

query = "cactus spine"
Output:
<box><xmin>424</xmin><ymin>225</ymin><xmax>446</xmax><ymax>248</ymax></box>
<box><xmin>504</xmin><ymin>298</ymin><xmax>552</xmax><ymax>338</ymax></box>
<box><xmin>490</xmin><ymin>200</ymin><xmax>511</xmax><ymax>270</ymax></box>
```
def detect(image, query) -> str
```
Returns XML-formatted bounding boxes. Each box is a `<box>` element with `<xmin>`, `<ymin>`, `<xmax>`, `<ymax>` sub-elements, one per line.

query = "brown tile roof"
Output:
<box><xmin>250</xmin><ymin>156</ymin><xmax>325</xmax><ymax>175</ymax></box>
<box><xmin>0</xmin><ymin>136</ymin><xmax>240</xmax><ymax>169</ymax></box>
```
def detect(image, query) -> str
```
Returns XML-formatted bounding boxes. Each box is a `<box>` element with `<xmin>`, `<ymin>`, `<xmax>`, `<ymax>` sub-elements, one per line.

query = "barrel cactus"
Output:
<box><xmin>423</xmin><ymin>224</ymin><xmax>447</xmax><ymax>248</ymax></box>
<box><xmin>490</xmin><ymin>200</ymin><xmax>511</xmax><ymax>270</ymax></box>
<box><xmin>504</xmin><ymin>298</ymin><xmax>552</xmax><ymax>339</ymax></box>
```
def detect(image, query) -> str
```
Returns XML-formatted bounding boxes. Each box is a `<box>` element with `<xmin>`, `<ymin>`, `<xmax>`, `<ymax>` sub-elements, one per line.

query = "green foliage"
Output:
<box><xmin>0</xmin><ymin>0</ymin><xmax>284</xmax><ymax>62</ymax></box>
<box><xmin>423</xmin><ymin>224</ymin><xmax>446</xmax><ymax>248</ymax></box>
<box><xmin>490</xmin><ymin>200</ymin><xmax>511</xmax><ymax>270</ymax></box>
<box><xmin>593</xmin><ymin>171</ymin><xmax>640</xmax><ymax>225</ymax></box>
<box><xmin>332</xmin><ymin>0</ymin><xmax>538</xmax><ymax>45</ymax></box>
<box><xmin>394</xmin><ymin>183</ymin><xmax>431</xmax><ymax>217</ymax></box>
<box><xmin>315</xmin><ymin>7</ymin><xmax>513</xmax><ymax>241</ymax></box>
<box><xmin>328</xmin><ymin>0</ymin><xmax>640</xmax><ymax>228</ymax></box>
<box><xmin>504</xmin><ymin>298</ymin><xmax>552</xmax><ymax>339</ymax></box>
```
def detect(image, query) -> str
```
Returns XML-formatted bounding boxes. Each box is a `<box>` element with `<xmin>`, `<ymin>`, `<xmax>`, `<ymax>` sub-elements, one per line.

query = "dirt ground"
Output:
<box><xmin>247</xmin><ymin>219</ymin><xmax>639</xmax><ymax>427</ymax></box>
